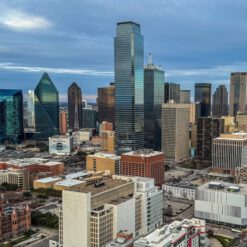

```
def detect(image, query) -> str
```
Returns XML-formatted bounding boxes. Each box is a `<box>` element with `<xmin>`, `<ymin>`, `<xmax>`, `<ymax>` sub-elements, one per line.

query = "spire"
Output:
<box><xmin>148</xmin><ymin>53</ymin><xmax>153</xmax><ymax>65</ymax></box>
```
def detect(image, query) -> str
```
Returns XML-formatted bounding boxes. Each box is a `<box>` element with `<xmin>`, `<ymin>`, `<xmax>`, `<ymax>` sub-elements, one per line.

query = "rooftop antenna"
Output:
<box><xmin>148</xmin><ymin>53</ymin><xmax>153</xmax><ymax>64</ymax></box>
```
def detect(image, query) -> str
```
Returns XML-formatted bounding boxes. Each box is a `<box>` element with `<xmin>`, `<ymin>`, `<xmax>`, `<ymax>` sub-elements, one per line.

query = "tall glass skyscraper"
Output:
<box><xmin>144</xmin><ymin>55</ymin><xmax>164</xmax><ymax>150</ymax></box>
<box><xmin>0</xmin><ymin>89</ymin><xmax>24</xmax><ymax>143</ymax></box>
<box><xmin>34</xmin><ymin>72</ymin><xmax>59</xmax><ymax>139</ymax></box>
<box><xmin>115</xmin><ymin>21</ymin><xmax>144</xmax><ymax>154</ymax></box>
<box><xmin>212</xmin><ymin>85</ymin><xmax>228</xmax><ymax>117</ymax></box>
<box><xmin>195</xmin><ymin>83</ymin><xmax>211</xmax><ymax>117</ymax></box>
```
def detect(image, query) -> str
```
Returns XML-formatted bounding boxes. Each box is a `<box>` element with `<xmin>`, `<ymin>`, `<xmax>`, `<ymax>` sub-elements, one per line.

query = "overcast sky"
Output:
<box><xmin>1</xmin><ymin>0</ymin><xmax>247</xmax><ymax>102</ymax></box>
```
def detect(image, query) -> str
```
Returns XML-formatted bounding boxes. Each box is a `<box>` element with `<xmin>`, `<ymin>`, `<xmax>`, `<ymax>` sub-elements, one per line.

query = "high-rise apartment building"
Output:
<box><xmin>164</xmin><ymin>82</ymin><xmax>180</xmax><ymax>103</ymax></box>
<box><xmin>212</xmin><ymin>133</ymin><xmax>247</xmax><ymax>174</ymax></box>
<box><xmin>86</xmin><ymin>152</ymin><xmax>120</xmax><ymax>175</ymax></box>
<box><xmin>98</xmin><ymin>83</ymin><xmax>115</xmax><ymax>127</ymax></box>
<box><xmin>161</xmin><ymin>104</ymin><xmax>190</xmax><ymax>164</ymax></box>
<box><xmin>121</xmin><ymin>149</ymin><xmax>165</xmax><ymax>186</ymax></box>
<box><xmin>212</xmin><ymin>85</ymin><xmax>228</xmax><ymax>117</ymax></box>
<box><xmin>195</xmin><ymin>83</ymin><xmax>211</xmax><ymax>117</ymax></box>
<box><xmin>229</xmin><ymin>72</ymin><xmax>247</xmax><ymax>116</ymax></box>
<box><xmin>68</xmin><ymin>82</ymin><xmax>82</xmax><ymax>130</ymax></box>
<box><xmin>144</xmin><ymin>55</ymin><xmax>164</xmax><ymax>150</ymax></box>
<box><xmin>180</xmin><ymin>89</ymin><xmax>190</xmax><ymax>103</ymax></box>
<box><xmin>59</xmin><ymin>111</ymin><xmax>67</xmax><ymax>135</ymax></box>
<box><xmin>34</xmin><ymin>73</ymin><xmax>59</xmax><ymax>139</ymax></box>
<box><xmin>59</xmin><ymin>176</ymin><xmax>163</xmax><ymax>247</ymax></box>
<box><xmin>196</xmin><ymin>117</ymin><xmax>224</xmax><ymax>161</ymax></box>
<box><xmin>115</xmin><ymin>21</ymin><xmax>144</xmax><ymax>154</ymax></box>
<box><xmin>0</xmin><ymin>89</ymin><xmax>24</xmax><ymax>143</ymax></box>
<box><xmin>134</xmin><ymin>218</ymin><xmax>206</xmax><ymax>247</ymax></box>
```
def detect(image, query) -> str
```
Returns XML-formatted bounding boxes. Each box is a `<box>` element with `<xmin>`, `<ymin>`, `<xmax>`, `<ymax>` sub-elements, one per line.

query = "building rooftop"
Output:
<box><xmin>55</xmin><ymin>179</ymin><xmax>85</xmax><ymax>187</ymax></box>
<box><xmin>65</xmin><ymin>171</ymin><xmax>93</xmax><ymax>179</ymax></box>
<box><xmin>135</xmin><ymin>218</ymin><xmax>205</xmax><ymax>247</ymax></box>
<box><xmin>198</xmin><ymin>181</ymin><xmax>247</xmax><ymax>195</ymax></box>
<box><xmin>122</xmin><ymin>149</ymin><xmax>163</xmax><ymax>157</ymax></box>
<box><xmin>216</xmin><ymin>132</ymin><xmax>247</xmax><ymax>140</ymax></box>
<box><xmin>35</xmin><ymin>177</ymin><xmax>62</xmax><ymax>183</ymax></box>
<box><xmin>50</xmin><ymin>135</ymin><xmax>72</xmax><ymax>139</ymax></box>
<box><xmin>76</xmin><ymin>178</ymin><xmax>131</xmax><ymax>196</ymax></box>
<box><xmin>88</xmin><ymin>152</ymin><xmax>120</xmax><ymax>160</ymax></box>
<box><xmin>42</xmin><ymin>161</ymin><xmax>63</xmax><ymax>166</ymax></box>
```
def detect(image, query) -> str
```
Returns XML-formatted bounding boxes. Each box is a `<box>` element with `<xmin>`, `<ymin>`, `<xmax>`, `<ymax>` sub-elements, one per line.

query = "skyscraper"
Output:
<box><xmin>59</xmin><ymin>111</ymin><xmax>67</xmax><ymax>135</ymax></box>
<box><xmin>0</xmin><ymin>89</ymin><xmax>24</xmax><ymax>143</ymax></box>
<box><xmin>180</xmin><ymin>90</ymin><xmax>190</xmax><ymax>103</ymax></box>
<box><xmin>229</xmin><ymin>72</ymin><xmax>247</xmax><ymax>116</ymax></box>
<box><xmin>212</xmin><ymin>85</ymin><xmax>228</xmax><ymax>117</ymax></box>
<box><xmin>164</xmin><ymin>83</ymin><xmax>180</xmax><ymax>103</ymax></box>
<box><xmin>34</xmin><ymin>72</ymin><xmax>59</xmax><ymax>139</ymax></box>
<box><xmin>144</xmin><ymin>54</ymin><xmax>164</xmax><ymax>150</ymax></box>
<box><xmin>115</xmin><ymin>21</ymin><xmax>144</xmax><ymax>154</ymax></box>
<box><xmin>98</xmin><ymin>82</ymin><xmax>115</xmax><ymax>127</ymax></box>
<box><xmin>68</xmin><ymin>82</ymin><xmax>82</xmax><ymax>130</ymax></box>
<box><xmin>26</xmin><ymin>90</ymin><xmax>35</xmax><ymax>130</ymax></box>
<box><xmin>195</xmin><ymin>83</ymin><xmax>211</xmax><ymax>117</ymax></box>
<box><xmin>161</xmin><ymin>103</ymin><xmax>190</xmax><ymax>164</ymax></box>
<box><xmin>196</xmin><ymin>117</ymin><xmax>224</xmax><ymax>161</ymax></box>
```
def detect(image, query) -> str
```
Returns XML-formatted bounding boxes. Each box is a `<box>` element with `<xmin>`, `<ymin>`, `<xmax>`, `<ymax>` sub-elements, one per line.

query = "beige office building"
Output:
<box><xmin>221</xmin><ymin>116</ymin><xmax>237</xmax><ymax>133</ymax></box>
<box><xmin>100</xmin><ymin>131</ymin><xmax>115</xmax><ymax>153</ymax></box>
<box><xmin>236</xmin><ymin>113</ymin><xmax>247</xmax><ymax>132</ymax></box>
<box><xmin>59</xmin><ymin>176</ymin><xmax>163</xmax><ymax>247</ymax></box>
<box><xmin>229</xmin><ymin>72</ymin><xmax>247</xmax><ymax>116</ymax></box>
<box><xmin>86</xmin><ymin>152</ymin><xmax>120</xmax><ymax>175</ymax></box>
<box><xmin>162</xmin><ymin>103</ymin><xmax>190</xmax><ymax>164</ymax></box>
<box><xmin>212</xmin><ymin>133</ymin><xmax>247</xmax><ymax>174</ymax></box>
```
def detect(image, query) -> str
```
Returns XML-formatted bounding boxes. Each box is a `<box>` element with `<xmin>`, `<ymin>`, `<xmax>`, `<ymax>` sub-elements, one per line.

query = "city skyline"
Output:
<box><xmin>1</xmin><ymin>1</ymin><xmax>247</xmax><ymax>101</ymax></box>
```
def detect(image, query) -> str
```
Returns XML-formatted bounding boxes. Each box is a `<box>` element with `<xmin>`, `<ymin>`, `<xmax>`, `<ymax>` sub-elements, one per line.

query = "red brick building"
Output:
<box><xmin>121</xmin><ymin>149</ymin><xmax>165</xmax><ymax>186</ymax></box>
<box><xmin>0</xmin><ymin>201</ymin><xmax>31</xmax><ymax>243</ymax></box>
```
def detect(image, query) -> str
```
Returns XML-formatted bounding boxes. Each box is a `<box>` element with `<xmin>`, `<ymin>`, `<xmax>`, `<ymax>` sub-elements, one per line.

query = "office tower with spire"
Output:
<box><xmin>144</xmin><ymin>54</ymin><xmax>164</xmax><ymax>150</ymax></box>
<box><xmin>34</xmin><ymin>72</ymin><xmax>59</xmax><ymax>139</ymax></box>
<box><xmin>0</xmin><ymin>89</ymin><xmax>24</xmax><ymax>143</ymax></box>
<box><xmin>212</xmin><ymin>85</ymin><xmax>228</xmax><ymax>117</ymax></box>
<box><xmin>98</xmin><ymin>82</ymin><xmax>115</xmax><ymax>127</ymax></box>
<box><xmin>195</xmin><ymin>83</ymin><xmax>211</xmax><ymax>117</ymax></box>
<box><xmin>68</xmin><ymin>82</ymin><xmax>82</xmax><ymax>130</ymax></box>
<box><xmin>115</xmin><ymin>21</ymin><xmax>144</xmax><ymax>154</ymax></box>
<box><xmin>229</xmin><ymin>72</ymin><xmax>247</xmax><ymax>116</ymax></box>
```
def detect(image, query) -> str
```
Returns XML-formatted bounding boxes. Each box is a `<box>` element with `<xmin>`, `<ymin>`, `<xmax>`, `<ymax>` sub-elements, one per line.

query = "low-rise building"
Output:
<box><xmin>162</xmin><ymin>183</ymin><xmax>197</xmax><ymax>200</ymax></box>
<box><xmin>49</xmin><ymin>135</ymin><xmax>73</xmax><ymax>155</ymax></box>
<box><xmin>86</xmin><ymin>152</ymin><xmax>121</xmax><ymax>175</ymax></box>
<box><xmin>195</xmin><ymin>181</ymin><xmax>247</xmax><ymax>227</ymax></box>
<box><xmin>134</xmin><ymin>218</ymin><xmax>207</xmax><ymax>247</ymax></box>
<box><xmin>104</xmin><ymin>231</ymin><xmax>134</xmax><ymax>247</ymax></box>
<box><xmin>33</xmin><ymin>177</ymin><xmax>62</xmax><ymax>189</ymax></box>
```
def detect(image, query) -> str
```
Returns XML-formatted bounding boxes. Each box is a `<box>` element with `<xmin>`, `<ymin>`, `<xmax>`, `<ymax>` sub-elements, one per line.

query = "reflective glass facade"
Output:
<box><xmin>144</xmin><ymin>63</ymin><xmax>164</xmax><ymax>150</ymax></box>
<box><xmin>115</xmin><ymin>21</ymin><xmax>144</xmax><ymax>154</ymax></box>
<box><xmin>212</xmin><ymin>85</ymin><xmax>228</xmax><ymax>117</ymax></box>
<box><xmin>34</xmin><ymin>73</ymin><xmax>59</xmax><ymax>139</ymax></box>
<box><xmin>0</xmin><ymin>89</ymin><xmax>24</xmax><ymax>143</ymax></box>
<box><xmin>195</xmin><ymin>83</ymin><xmax>211</xmax><ymax>117</ymax></box>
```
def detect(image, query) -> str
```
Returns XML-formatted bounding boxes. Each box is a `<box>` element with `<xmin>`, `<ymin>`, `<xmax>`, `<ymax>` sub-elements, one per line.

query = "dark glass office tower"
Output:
<box><xmin>115</xmin><ymin>21</ymin><xmax>144</xmax><ymax>154</ymax></box>
<box><xmin>34</xmin><ymin>72</ymin><xmax>59</xmax><ymax>139</ymax></box>
<box><xmin>81</xmin><ymin>108</ymin><xmax>98</xmax><ymax>129</ymax></box>
<box><xmin>0</xmin><ymin>90</ymin><xmax>24</xmax><ymax>143</ymax></box>
<box><xmin>144</xmin><ymin>55</ymin><xmax>164</xmax><ymax>150</ymax></box>
<box><xmin>212</xmin><ymin>85</ymin><xmax>228</xmax><ymax>117</ymax></box>
<box><xmin>68</xmin><ymin>82</ymin><xmax>82</xmax><ymax>130</ymax></box>
<box><xmin>98</xmin><ymin>82</ymin><xmax>115</xmax><ymax>127</ymax></box>
<box><xmin>164</xmin><ymin>82</ymin><xmax>180</xmax><ymax>103</ymax></box>
<box><xmin>229</xmin><ymin>72</ymin><xmax>247</xmax><ymax>116</ymax></box>
<box><xmin>195</xmin><ymin>83</ymin><xmax>211</xmax><ymax>117</ymax></box>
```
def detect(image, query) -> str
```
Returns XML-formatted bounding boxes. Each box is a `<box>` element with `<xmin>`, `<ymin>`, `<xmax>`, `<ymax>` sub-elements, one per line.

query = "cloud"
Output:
<box><xmin>0</xmin><ymin>9</ymin><xmax>52</xmax><ymax>31</ymax></box>
<box><xmin>0</xmin><ymin>63</ymin><xmax>113</xmax><ymax>76</ymax></box>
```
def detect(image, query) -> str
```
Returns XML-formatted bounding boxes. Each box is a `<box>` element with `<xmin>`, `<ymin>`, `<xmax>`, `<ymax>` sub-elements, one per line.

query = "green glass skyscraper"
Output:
<box><xmin>144</xmin><ymin>55</ymin><xmax>164</xmax><ymax>150</ymax></box>
<box><xmin>34</xmin><ymin>72</ymin><xmax>59</xmax><ymax>139</ymax></box>
<box><xmin>0</xmin><ymin>89</ymin><xmax>24</xmax><ymax>143</ymax></box>
<box><xmin>115</xmin><ymin>21</ymin><xmax>144</xmax><ymax>154</ymax></box>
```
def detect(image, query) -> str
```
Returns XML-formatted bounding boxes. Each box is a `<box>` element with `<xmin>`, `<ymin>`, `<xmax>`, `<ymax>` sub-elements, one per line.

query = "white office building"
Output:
<box><xmin>49</xmin><ymin>135</ymin><xmax>73</xmax><ymax>155</ymax></box>
<box><xmin>59</xmin><ymin>176</ymin><xmax>163</xmax><ymax>247</ymax></box>
<box><xmin>195</xmin><ymin>181</ymin><xmax>247</xmax><ymax>227</ymax></box>
<box><xmin>212</xmin><ymin>133</ymin><xmax>247</xmax><ymax>173</ymax></box>
<box><xmin>134</xmin><ymin>218</ymin><xmax>207</xmax><ymax>247</ymax></box>
<box><xmin>163</xmin><ymin>184</ymin><xmax>197</xmax><ymax>200</ymax></box>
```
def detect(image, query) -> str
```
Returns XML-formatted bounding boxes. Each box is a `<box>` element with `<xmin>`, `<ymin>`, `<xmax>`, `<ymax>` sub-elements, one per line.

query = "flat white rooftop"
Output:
<box><xmin>65</xmin><ymin>171</ymin><xmax>92</xmax><ymax>179</ymax></box>
<box><xmin>35</xmin><ymin>177</ymin><xmax>61</xmax><ymax>183</ymax></box>
<box><xmin>55</xmin><ymin>179</ymin><xmax>85</xmax><ymax>187</ymax></box>
<box><xmin>88</xmin><ymin>152</ymin><xmax>120</xmax><ymax>159</ymax></box>
<box><xmin>122</xmin><ymin>149</ymin><xmax>163</xmax><ymax>157</ymax></box>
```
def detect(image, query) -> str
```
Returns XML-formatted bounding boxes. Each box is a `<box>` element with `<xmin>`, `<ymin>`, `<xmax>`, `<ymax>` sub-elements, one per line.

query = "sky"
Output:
<box><xmin>1</xmin><ymin>0</ymin><xmax>247</xmax><ymax>102</ymax></box>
